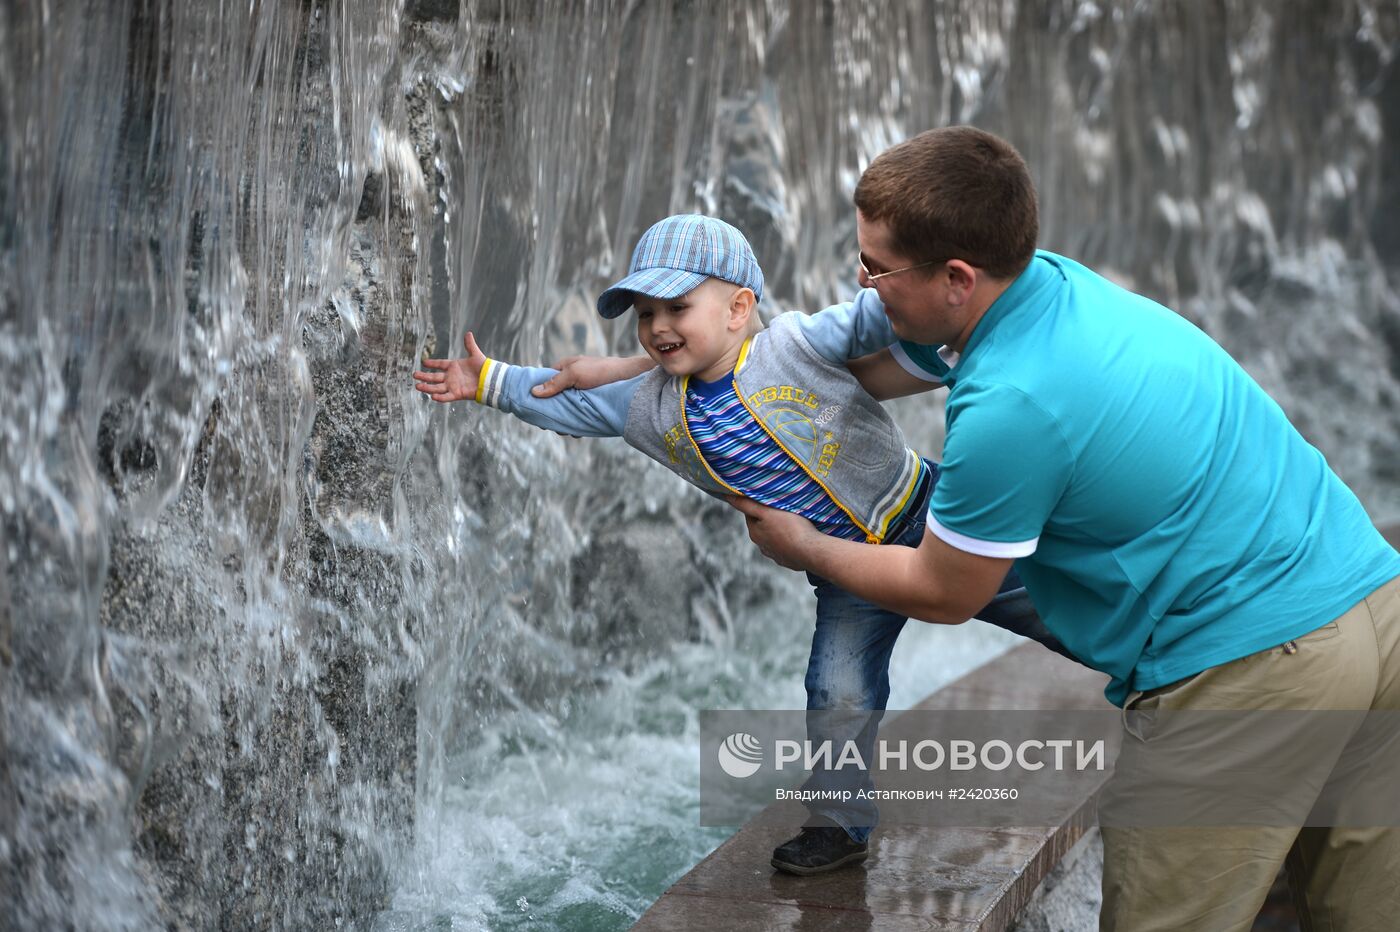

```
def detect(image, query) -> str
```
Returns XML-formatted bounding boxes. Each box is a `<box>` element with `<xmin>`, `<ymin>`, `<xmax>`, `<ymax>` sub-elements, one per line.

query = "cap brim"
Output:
<box><xmin>596</xmin><ymin>268</ymin><xmax>708</xmax><ymax>319</ymax></box>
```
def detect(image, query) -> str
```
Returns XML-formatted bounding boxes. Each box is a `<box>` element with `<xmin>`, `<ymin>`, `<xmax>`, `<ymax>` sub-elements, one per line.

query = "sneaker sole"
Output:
<box><xmin>769</xmin><ymin>848</ymin><xmax>869</xmax><ymax>876</ymax></box>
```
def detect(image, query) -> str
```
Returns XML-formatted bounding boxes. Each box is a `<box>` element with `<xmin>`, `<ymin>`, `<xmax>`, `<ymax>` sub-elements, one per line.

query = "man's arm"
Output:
<box><xmin>847</xmin><ymin>348</ymin><xmax>943</xmax><ymax>401</ymax></box>
<box><xmin>530</xmin><ymin>354</ymin><xmax>653</xmax><ymax>398</ymax></box>
<box><xmin>729</xmin><ymin>498</ymin><xmax>1010</xmax><ymax>624</ymax></box>
<box><xmin>746</xmin><ymin>380</ymin><xmax>1069</xmax><ymax>618</ymax></box>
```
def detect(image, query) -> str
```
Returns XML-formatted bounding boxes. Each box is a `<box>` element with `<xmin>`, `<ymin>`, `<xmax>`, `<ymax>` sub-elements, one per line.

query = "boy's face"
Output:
<box><xmin>633</xmin><ymin>278</ymin><xmax>752</xmax><ymax>382</ymax></box>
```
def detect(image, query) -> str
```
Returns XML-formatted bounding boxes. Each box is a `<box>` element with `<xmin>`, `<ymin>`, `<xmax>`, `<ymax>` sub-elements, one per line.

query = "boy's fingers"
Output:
<box><xmin>464</xmin><ymin>331</ymin><xmax>483</xmax><ymax>357</ymax></box>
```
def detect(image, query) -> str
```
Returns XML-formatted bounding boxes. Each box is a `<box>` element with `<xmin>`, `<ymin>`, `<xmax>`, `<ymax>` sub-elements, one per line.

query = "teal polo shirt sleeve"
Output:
<box><xmin>929</xmin><ymin>380</ymin><xmax>1074</xmax><ymax>557</ymax></box>
<box><xmin>891</xmin><ymin>339</ymin><xmax>950</xmax><ymax>383</ymax></box>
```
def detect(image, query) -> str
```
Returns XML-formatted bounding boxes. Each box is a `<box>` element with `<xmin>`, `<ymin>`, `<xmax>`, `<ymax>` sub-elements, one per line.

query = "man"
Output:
<box><xmin>539</xmin><ymin>127</ymin><xmax>1400</xmax><ymax>929</ymax></box>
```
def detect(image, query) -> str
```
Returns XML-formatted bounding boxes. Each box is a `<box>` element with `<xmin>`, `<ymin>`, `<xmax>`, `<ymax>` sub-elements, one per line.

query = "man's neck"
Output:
<box><xmin>949</xmin><ymin>276</ymin><xmax>1015</xmax><ymax>354</ymax></box>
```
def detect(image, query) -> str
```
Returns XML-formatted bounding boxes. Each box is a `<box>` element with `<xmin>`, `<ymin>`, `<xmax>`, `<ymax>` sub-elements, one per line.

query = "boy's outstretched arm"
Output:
<box><xmin>413</xmin><ymin>332</ymin><xmax>487</xmax><ymax>402</ymax></box>
<box><xmin>413</xmin><ymin>330</ymin><xmax>639</xmax><ymax>437</ymax></box>
<box><xmin>530</xmin><ymin>354</ymin><xmax>653</xmax><ymax>398</ymax></box>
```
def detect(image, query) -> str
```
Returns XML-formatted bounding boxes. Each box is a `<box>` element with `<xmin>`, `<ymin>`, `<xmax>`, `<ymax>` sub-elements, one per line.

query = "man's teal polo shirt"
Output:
<box><xmin>892</xmin><ymin>250</ymin><xmax>1400</xmax><ymax>706</ymax></box>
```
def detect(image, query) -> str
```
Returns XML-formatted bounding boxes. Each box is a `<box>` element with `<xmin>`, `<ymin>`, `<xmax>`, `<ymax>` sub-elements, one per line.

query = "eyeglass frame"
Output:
<box><xmin>858</xmin><ymin>251</ymin><xmax>947</xmax><ymax>282</ymax></box>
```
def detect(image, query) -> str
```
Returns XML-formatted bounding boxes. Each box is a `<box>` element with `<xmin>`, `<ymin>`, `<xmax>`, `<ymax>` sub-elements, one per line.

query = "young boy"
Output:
<box><xmin>413</xmin><ymin>214</ymin><xmax>1069</xmax><ymax>874</ymax></box>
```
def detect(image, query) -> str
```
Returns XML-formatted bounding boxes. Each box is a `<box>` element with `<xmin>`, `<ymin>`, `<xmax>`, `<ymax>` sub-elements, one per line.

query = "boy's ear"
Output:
<box><xmin>727</xmin><ymin>286</ymin><xmax>757</xmax><ymax>331</ymax></box>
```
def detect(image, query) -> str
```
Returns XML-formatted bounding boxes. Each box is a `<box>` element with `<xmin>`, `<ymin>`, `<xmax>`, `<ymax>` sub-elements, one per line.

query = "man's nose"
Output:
<box><xmin>856</xmin><ymin>265</ymin><xmax>873</xmax><ymax>289</ymax></box>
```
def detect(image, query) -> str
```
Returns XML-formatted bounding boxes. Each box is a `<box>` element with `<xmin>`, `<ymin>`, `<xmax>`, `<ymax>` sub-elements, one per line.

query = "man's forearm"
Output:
<box><xmin>532</xmin><ymin>353</ymin><xmax>655</xmax><ymax>397</ymax></box>
<box><xmin>556</xmin><ymin>353</ymin><xmax>652</xmax><ymax>384</ymax></box>
<box><xmin>798</xmin><ymin>532</ymin><xmax>969</xmax><ymax>625</ymax></box>
<box><xmin>612</xmin><ymin>355</ymin><xmax>655</xmax><ymax>379</ymax></box>
<box><xmin>732</xmin><ymin>496</ymin><xmax>1009</xmax><ymax>621</ymax></box>
<box><xmin>846</xmin><ymin>348</ymin><xmax>943</xmax><ymax>401</ymax></box>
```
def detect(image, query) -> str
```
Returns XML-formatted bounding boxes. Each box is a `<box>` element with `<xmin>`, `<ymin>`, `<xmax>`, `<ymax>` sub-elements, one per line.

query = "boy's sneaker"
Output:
<box><xmin>770</xmin><ymin>826</ymin><xmax>869</xmax><ymax>875</ymax></box>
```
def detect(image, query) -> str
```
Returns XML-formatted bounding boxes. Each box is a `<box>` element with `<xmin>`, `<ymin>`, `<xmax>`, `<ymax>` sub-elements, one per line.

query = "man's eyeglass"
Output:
<box><xmin>858</xmin><ymin>252</ymin><xmax>945</xmax><ymax>282</ymax></box>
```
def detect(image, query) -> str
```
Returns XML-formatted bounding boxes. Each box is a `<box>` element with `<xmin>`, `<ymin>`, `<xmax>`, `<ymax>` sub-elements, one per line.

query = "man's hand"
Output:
<box><xmin>727</xmin><ymin>496</ymin><xmax>825</xmax><ymax>571</ymax></box>
<box><xmin>413</xmin><ymin>332</ymin><xmax>487</xmax><ymax>403</ymax></box>
<box><xmin>531</xmin><ymin>354</ymin><xmax>653</xmax><ymax>398</ymax></box>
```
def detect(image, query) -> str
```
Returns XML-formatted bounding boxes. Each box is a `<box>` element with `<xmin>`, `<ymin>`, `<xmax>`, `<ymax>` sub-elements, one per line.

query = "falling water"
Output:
<box><xmin>2</xmin><ymin>1</ymin><xmax>1397</xmax><ymax>929</ymax></box>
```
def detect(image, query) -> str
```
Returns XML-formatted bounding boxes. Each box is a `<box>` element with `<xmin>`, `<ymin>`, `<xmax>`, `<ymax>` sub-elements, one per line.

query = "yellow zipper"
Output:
<box><xmin>681</xmin><ymin>337</ymin><xmax>892</xmax><ymax>544</ymax></box>
<box><xmin>678</xmin><ymin>374</ymin><xmax>743</xmax><ymax>495</ymax></box>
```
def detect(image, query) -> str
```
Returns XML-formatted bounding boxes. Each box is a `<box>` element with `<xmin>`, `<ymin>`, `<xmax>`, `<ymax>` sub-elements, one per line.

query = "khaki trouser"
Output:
<box><xmin>1100</xmin><ymin>574</ymin><xmax>1400</xmax><ymax>932</ymax></box>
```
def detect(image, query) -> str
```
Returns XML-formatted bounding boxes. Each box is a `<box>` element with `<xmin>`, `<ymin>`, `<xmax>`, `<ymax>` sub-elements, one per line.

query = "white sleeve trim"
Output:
<box><xmin>478</xmin><ymin>359</ymin><xmax>511</xmax><ymax>408</ymax></box>
<box><xmin>889</xmin><ymin>342</ymin><xmax>945</xmax><ymax>382</ymax></box>
<box><xmin>928</xmin><ymin>512</ymin><xmax>1038</xmax><ymax>558</ymax></box>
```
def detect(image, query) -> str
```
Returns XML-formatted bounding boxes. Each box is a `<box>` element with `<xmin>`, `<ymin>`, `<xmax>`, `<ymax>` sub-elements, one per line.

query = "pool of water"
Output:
<box><xmin>373</xmin><ymin>593</ymin><xmax>1023</xmax><ymax>931</ymax></box>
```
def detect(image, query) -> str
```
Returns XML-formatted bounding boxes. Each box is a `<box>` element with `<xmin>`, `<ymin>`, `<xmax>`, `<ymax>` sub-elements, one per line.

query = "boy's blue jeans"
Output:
<box><xmin>799</xmin><ymin>462</ymin><xmax>1079</xmax><ymax>842</ymax></box>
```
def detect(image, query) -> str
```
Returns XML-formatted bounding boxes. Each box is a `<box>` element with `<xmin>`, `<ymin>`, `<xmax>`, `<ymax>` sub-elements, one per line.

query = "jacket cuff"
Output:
<box><xmin>475</xmin><ymin>358</ymin><xmax>511</xmax><ymax>407</ymax></box>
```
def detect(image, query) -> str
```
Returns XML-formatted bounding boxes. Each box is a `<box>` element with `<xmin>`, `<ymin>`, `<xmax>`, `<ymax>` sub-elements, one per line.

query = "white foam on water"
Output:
<box><xmin>376</xmin><ymin>583</ymin><xmax>1020</xmax><ymax>930</ymax></box>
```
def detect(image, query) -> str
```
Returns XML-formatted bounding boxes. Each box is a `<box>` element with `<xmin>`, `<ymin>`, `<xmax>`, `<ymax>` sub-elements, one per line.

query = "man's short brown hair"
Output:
<box><xmin>854</xmin><ymin>126</ymin><xmax>1038</xmax><ymax>281</ymax></box>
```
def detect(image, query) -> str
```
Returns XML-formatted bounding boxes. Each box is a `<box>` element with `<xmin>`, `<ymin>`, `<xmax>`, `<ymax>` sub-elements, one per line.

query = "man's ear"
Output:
<box><xmin>943</xmin><ymin>260</ymin><xmax>978</xmax><ymax>307</ymax></box>
<box><xmin>728</xmin><ymin>286</ymin><xmax>757</xmax><ymax>331</ymax></box>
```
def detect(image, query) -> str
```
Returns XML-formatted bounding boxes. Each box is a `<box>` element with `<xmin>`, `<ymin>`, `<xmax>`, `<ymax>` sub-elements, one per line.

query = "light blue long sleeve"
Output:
<box><xmin>476</xmin><ymin>360</ymin><xmax>644</xmax><ymax>438</ymax></box>
<box><xmin>789</xmin><ymin>288</ymin><xmax>897</xmax><ymax>364</ymax></box>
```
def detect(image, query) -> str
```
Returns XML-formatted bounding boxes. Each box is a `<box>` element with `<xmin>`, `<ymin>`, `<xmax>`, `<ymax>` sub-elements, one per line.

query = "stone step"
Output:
<box><xmin>634</xmin><ymin>643</ymin><xmax>1111</xmax><ymax>931</ymax></box>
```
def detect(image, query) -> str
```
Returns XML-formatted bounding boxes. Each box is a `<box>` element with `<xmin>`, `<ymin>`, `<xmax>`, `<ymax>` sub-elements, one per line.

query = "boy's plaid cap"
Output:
<box><xmin>597</xmin><ymin>214</ymin><xmax>764</xmax><ymax>319</ymax></box>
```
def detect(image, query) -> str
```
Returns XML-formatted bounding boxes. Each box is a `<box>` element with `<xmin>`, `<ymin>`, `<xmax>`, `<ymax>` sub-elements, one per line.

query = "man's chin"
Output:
<box><xmin>887</xmin><ymin>317</ymin><xmax>919</xmax><ymax>342</ymax></box>
<box><xmin>888</xmin><ymin>319</ymin><xmax>940</xmax><ymax>346</ymax></box>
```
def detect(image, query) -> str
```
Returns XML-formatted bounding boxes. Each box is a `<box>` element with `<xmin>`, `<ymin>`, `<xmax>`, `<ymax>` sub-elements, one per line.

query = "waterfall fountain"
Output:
<box><xmin>2</xmin><ymin>1</ymin><xmax>1396</xmax><ymax>928</ymax></box>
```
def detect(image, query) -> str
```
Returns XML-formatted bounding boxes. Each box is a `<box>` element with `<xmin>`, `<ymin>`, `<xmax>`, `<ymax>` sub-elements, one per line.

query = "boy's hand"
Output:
<box><xmin>531</xmin><ymin>354</ymin><xmax>653</xmax><ymax>397</ymax></box>
<box><xmin>413</xmin><ymin>332</ymin><xmax>487</xmax><ymax>403</ymax></box>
